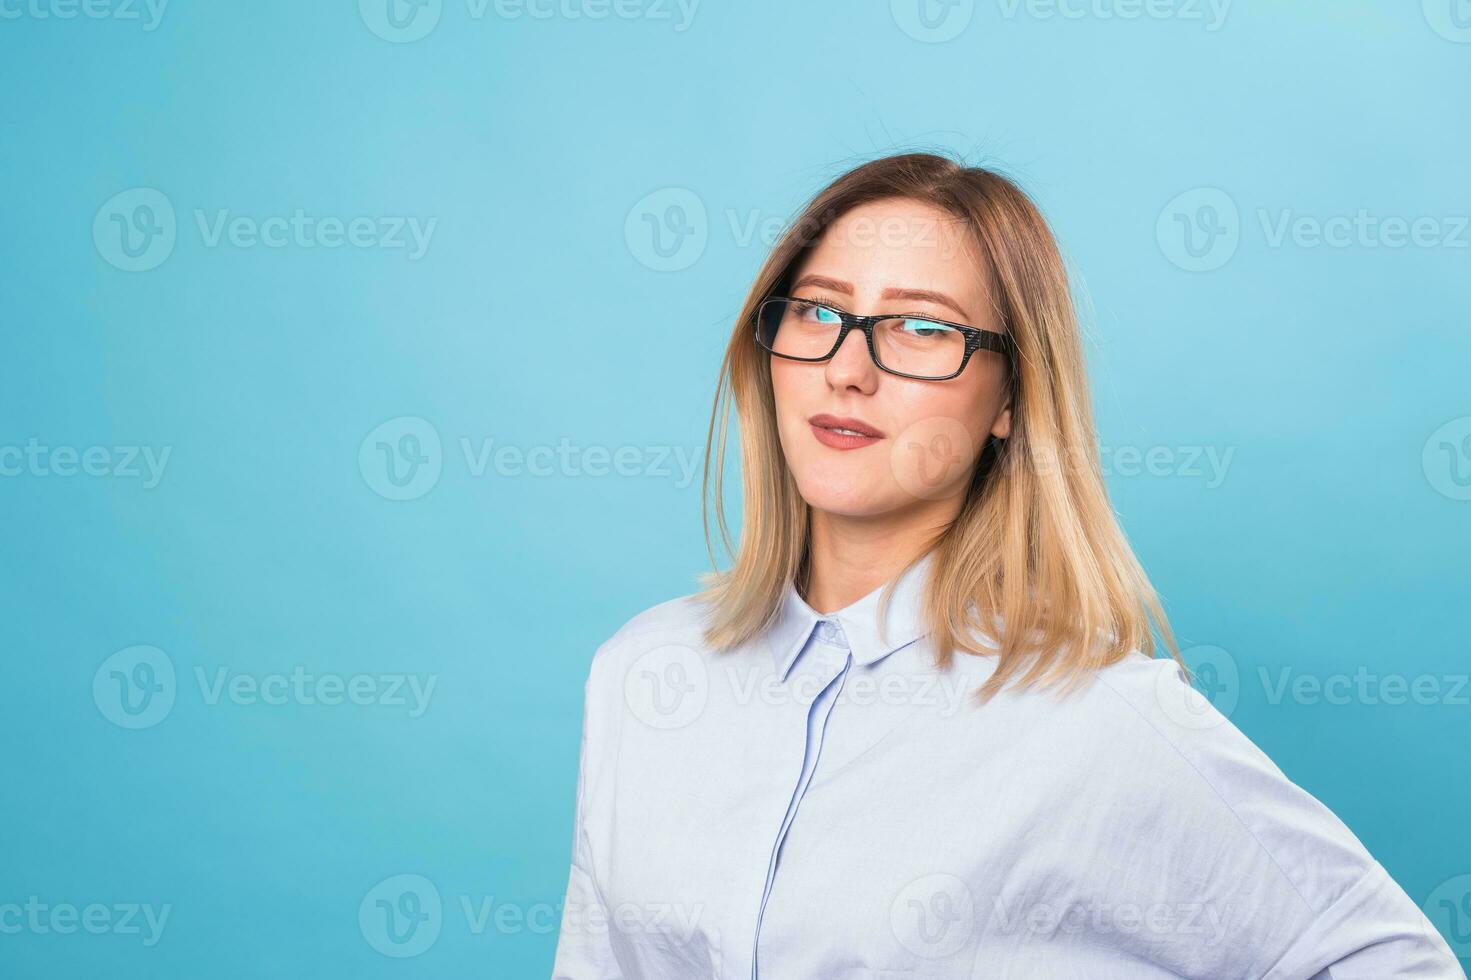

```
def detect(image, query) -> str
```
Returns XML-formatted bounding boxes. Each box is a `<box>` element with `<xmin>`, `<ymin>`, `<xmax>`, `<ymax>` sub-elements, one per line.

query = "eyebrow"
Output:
<box><xmin>788</xmin><ymin>274</ymin><xmax>973</xmax><ymax>322</ymax></box>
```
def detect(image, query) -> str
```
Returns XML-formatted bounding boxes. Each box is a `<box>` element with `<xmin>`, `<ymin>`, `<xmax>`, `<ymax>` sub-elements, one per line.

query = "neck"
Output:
<box><xmin>802</xmin><ymin>498</ymin><xmax>958</xmax><ymax>614</ymax></box>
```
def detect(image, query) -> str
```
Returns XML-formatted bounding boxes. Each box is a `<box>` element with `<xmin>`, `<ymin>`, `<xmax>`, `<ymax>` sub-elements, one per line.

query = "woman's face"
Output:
<box><xmin>769</xmin><ymin>197</ymin><xmax>1012</xmax><ymax>519</ymax></box>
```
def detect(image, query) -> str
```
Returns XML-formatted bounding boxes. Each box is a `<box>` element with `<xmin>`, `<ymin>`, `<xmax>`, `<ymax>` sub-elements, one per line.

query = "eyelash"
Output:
<box><xmin>794</xmin><ymin>294</ymin><xmax>847</xmax><ymax>313</ymax></box>
<box><xmin>795</xmin><ymin>295</ymin><xmax>947</xmax><ymax>324</ymax></box>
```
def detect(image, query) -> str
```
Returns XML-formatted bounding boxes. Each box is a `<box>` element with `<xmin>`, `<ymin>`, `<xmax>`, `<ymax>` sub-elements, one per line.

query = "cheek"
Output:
<box><xmin>768</xmin><ymin>359</ymin><xmax>795</xmax><ymax>403</ymax></box>
<box><xmin>884</xmin><ymin>372</ymin><xmax>1004</xmax><ymax>498</ymax></box>
<box><xmin>895</xmin><ymin>362</ymin><xmax>1001</xmax><ymax>443</ymax></box>
<box><xmin>768</xmin><ymin>360</ymin><xmax>813</xmax><ymax>427</ymax></box>
<box><xmin>769</xmin><ymin>356</ymin><xmax>814</xmax><ymax>394</ymax></box>
<box><xmin>767</xmin><ymin>361</ymin><xmax>807</xmax><ymax>448</ymax></box>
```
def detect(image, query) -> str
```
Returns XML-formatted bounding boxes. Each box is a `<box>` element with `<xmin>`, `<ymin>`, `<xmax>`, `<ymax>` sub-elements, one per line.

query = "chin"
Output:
<box><xmin>793</xmin><ymin>473</ymin><xmax>898</xmax><ymax>518</ymax></box>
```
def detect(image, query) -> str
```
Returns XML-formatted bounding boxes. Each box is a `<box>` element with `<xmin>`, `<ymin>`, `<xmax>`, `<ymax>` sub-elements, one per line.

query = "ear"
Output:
<box><xmin>990</xmin><ymin>400</ymin><xmax>1012</xmax><ymax>441</ymax></box>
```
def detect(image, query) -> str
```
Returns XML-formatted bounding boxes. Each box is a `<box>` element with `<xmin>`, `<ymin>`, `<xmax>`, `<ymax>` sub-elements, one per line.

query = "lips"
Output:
<box><xmin>808</xmin><ymin>414</ymin><xmax>885</xmax><ymax>450</ymax></box>
<box><xmin>808</xmin><ymin>414</ymin><xmax>885</xmax><ymax>438</ymax></box>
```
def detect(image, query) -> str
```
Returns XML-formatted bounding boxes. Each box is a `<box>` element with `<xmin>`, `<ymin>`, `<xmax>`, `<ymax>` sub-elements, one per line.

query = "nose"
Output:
<box><xmin>823</xmin><ymin>325</ymin><xmax>879</xmax><ymax>392</ymax></box>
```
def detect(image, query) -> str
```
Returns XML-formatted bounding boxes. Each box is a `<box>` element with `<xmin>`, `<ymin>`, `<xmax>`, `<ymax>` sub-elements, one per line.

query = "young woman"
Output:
<box><xmin>552</xmin><ymin>153</ymin><xmax>1462</xmax><ymax>979</ymax></box>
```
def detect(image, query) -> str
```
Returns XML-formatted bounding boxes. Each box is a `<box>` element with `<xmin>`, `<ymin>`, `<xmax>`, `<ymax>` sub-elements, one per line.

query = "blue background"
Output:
<box><xmin>2</xmin><ymin>0</ymin><xmax>1468</xmax><ymax>975</ymax></box>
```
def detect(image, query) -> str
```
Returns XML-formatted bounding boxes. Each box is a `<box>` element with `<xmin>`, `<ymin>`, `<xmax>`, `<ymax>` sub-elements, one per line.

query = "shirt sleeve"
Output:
<box><xmin>550</xmin><ymin>647</ymin><xmax>625</xmax><ymax>980</ymax></box>
<box><xmin>1260</xmin><ymin>860</ymin><xmax>1464</xmax><ymax>979</ymax></box>
<box><xmin>1106</xmin><ymin>656</ymin><xmax>1465</xmax><ymax>980</ymax></box>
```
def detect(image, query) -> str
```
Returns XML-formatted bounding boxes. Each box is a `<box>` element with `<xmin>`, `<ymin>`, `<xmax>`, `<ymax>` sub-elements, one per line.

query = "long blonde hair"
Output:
<box><xmin>694</xmin><ymin>151</ymin><xmax>1181</xmax><ymax>703</ymax></box>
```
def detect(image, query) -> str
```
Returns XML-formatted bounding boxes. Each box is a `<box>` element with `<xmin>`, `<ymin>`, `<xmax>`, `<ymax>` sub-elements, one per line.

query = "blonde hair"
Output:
<box><xmin>694</xmin><ymin>151</ymin><xmax>1181</xmax><ymax>703</ymax></box>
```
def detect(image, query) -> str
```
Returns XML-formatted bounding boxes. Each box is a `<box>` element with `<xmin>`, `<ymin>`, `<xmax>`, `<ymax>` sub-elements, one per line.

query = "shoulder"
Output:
<box><xmin>1082</xmin><ymin>650</ymin><xmax>1309</xmax><ymax>805</ymax></box>
<box><xmin>983</xmin><ymin>650</ymin><xmax>1220</xmax><ymax>755</ymax></box>
<box><xmin>1050</xmin><ymin>649</ymin><xmax>1256</xmax><ymax>759</ymax></box>
<box><xmin>583</xmin><ymin>591</ymin><xmax>715</xmax><ymax>692</ymax></box>
<box><xmin>605</xmin><ymin>591</ymin><xmax>713</xmax><ymax>647</ymax></box>
<box><xmin>568</xmin><ymin>591</ymin><xmax>716</xmax><ymax>763</ymax></box>
<box><xmin>1074</xmin><ymin>650</ymin><xmax>1335</xmax><ymax>821</ymax></box>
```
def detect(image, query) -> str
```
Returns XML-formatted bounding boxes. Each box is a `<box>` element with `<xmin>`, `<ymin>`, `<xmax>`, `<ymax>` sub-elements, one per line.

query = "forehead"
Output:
<box><xmin>797</xmin><ymin>198</ymin><xmax>990</xmax><ymax>302</ymax></box>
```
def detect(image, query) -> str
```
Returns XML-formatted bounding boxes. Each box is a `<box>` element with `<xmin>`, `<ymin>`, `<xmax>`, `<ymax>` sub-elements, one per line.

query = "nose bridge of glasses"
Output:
<box><xmin>828</xmin><ymin>315</ymin><xmax>876</xmax><ymax>365</ymax></box>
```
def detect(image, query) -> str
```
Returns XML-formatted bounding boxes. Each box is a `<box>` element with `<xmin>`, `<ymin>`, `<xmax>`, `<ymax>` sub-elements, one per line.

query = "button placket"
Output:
<box><xmin>750</xmin><ymin>622</ymin><xmax>854</xmax><ymax>979</ymax></box>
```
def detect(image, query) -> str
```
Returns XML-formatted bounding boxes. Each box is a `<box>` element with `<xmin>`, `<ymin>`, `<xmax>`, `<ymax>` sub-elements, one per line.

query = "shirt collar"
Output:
<box><xmin>764</xmin><ymin>550</ymin><xmax>937</xmax><ymax>681</ymax></box>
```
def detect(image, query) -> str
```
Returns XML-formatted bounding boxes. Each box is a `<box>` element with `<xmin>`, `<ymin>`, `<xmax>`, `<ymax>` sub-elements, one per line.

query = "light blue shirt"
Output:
<box><xmin>552</xmin><ymin>552</ymin><xmax>1462</xmax><ymax>978</ymax></box>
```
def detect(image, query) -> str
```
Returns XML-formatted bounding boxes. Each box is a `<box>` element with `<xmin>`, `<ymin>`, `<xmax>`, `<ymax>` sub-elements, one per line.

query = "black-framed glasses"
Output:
<box><xmin>754</xmin><ymin>295</ymin><xmax>1012</xmax><ymax>381</ymax></box>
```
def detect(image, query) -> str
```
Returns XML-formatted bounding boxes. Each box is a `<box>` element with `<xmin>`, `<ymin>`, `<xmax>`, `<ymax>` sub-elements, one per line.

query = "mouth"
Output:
<box><xmin>808</xmin><ymin>413</ymin><xmax>885</xmax><ymax>449</ymax></box>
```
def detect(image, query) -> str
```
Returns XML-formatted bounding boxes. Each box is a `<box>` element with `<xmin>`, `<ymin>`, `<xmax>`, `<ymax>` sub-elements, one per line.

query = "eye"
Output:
<box><xmin>897</xmin><ymin>317</ymin><xmax>955</xmax><ymax>339</ymax></box>
<box><xmin>793</xmin><ymin>300</ymin><xmax>842</xmax><ymax>324</ymax></box>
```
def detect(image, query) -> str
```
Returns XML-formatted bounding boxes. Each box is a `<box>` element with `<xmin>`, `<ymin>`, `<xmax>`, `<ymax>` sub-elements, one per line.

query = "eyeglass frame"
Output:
<box><xmin>753</xmin><ymin>295</ymin><xmax>1013</xmax><ymax>382</ymax></box>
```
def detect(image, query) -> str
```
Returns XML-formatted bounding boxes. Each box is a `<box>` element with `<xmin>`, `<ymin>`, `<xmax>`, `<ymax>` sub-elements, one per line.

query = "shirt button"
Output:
<box><xmin>815</xmin><ymin>619</ymin><xmax>846</xmax><ymax>647</ymax></box>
